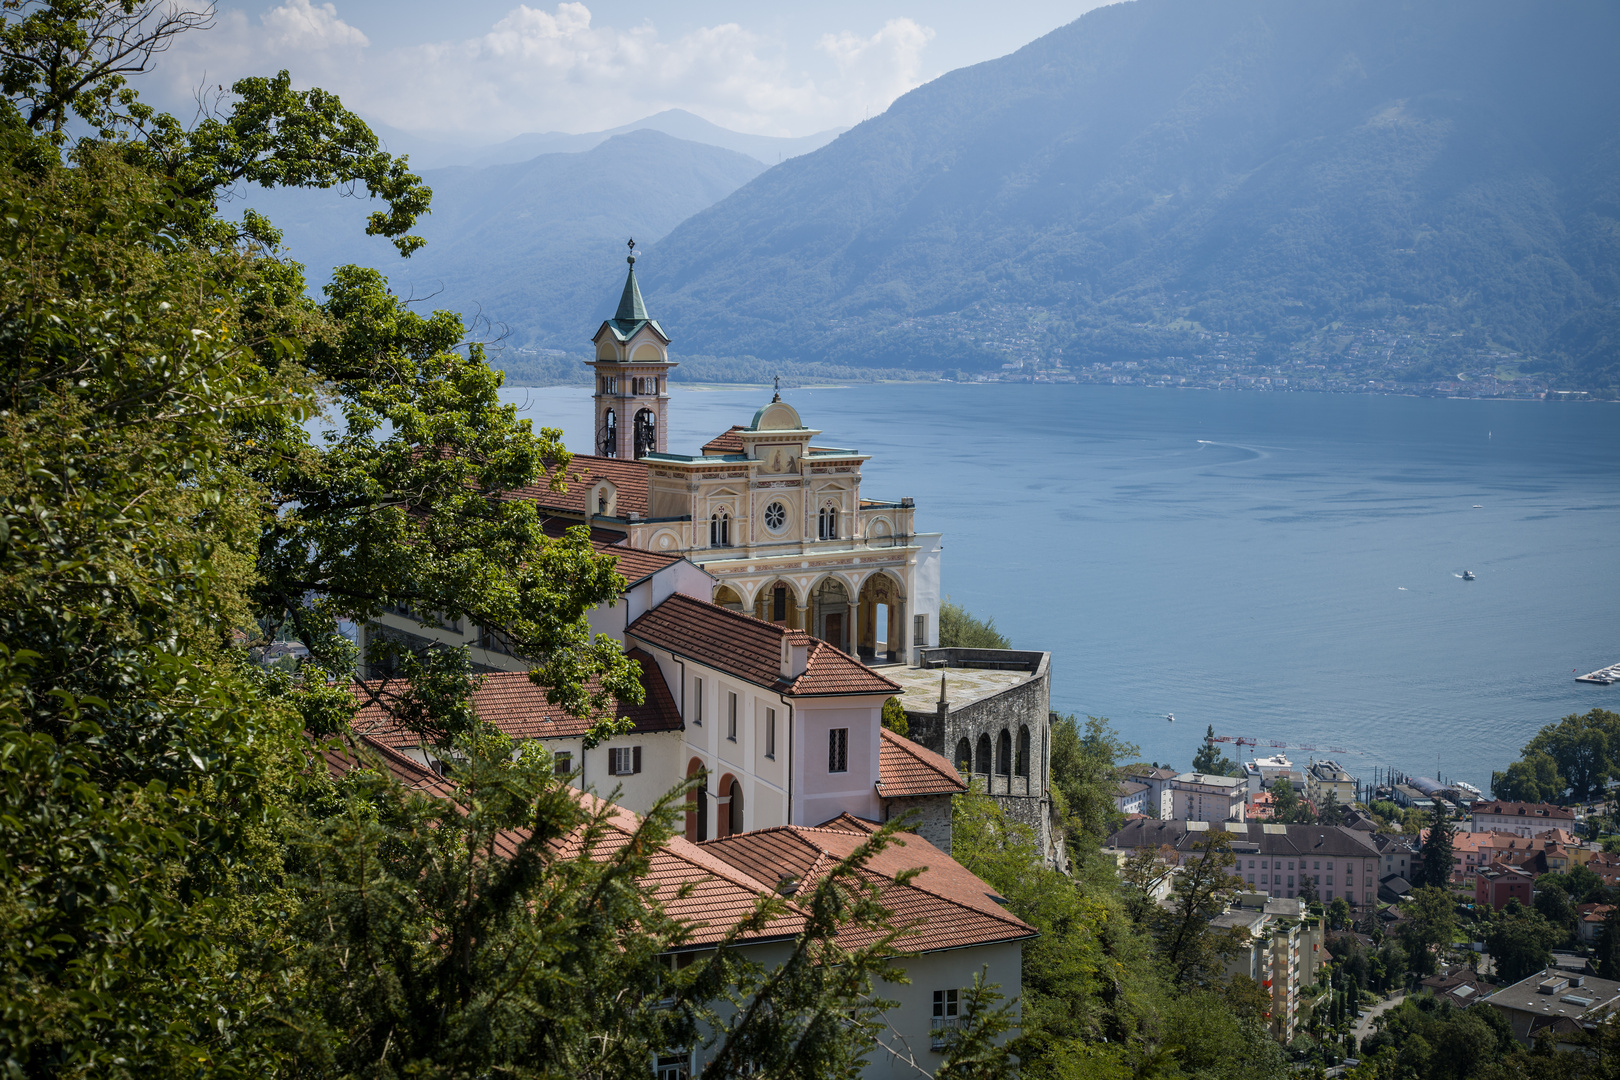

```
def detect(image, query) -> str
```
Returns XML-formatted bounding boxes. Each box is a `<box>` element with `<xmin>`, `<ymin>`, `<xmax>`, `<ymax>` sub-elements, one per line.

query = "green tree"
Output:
<box><xmin>1484</xmin><ymin>900</ymin><xmax>1565</xmax><ymax>985</ymax></box>
<box><xmin>1492</xmin><ymin>751</ymin><xmax>1566</xmax><ymax>804</ymax></box>
<box><xmin>1049</xmin><ymin>713</ymin><xmax>1137</xmax><ymax>848</ymax></box>
<box><xmin>881</xmin><ymin>695</ymin><xmax>909</xmax><ymax>736</ymax></box>
<box><xmin>1596</xmin><ymin>911</ymin><xmax>1620</xmax><ymax>981</ymax></box>
<box><xmin>1269</xmin><ymin>775</ymin><xmax>1299</xmax><ymax>819</ymax></box>
<box><xmin>1328</xmin><ymin>896</ymin><xmax>1353</xmax><ymax>931</ymax></box>
<box><xmin>937</xmin><ymin>599</ymin><xmax>1010</xmax><ymax>649</ymax></box>
<box><xmin>1400</xmin><ymin>886</ymin><xmax>1459</xmax><ymax>977</ymax></box>
<box><xmin>1523</xmin><ymin>709</ymin><xmax>1620</xmax><ymax>803</ymax></box>
<box><xmin>1150</xmin><ymin>831</ymin><xmax>1247</xmax><ymax>986</ymax></box>
<box><xmin>1419</xmin><ymin>799</ymin><xmax>1456</xmax><ymax>889</ymax></box>
<box><xmin>1320</xmin><ymin>790</ymin><xmax>1344</xmax><ymax>826</ymax></box>
<box><xmin>1532</xmin><ymin>881</ymin><xmax>1580</xmax><ymax>948</ymax></box>
<box><xmin>1192</xmin><ymin>724</ymin><xmax>1238</xmax><ymax>776</ymax></box>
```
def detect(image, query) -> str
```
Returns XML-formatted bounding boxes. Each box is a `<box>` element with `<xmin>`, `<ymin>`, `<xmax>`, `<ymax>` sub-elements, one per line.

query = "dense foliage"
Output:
<box><xmin>1493</xmin><ymin>709</ymin><xmax>1620</xmax><ymax>805</ymax></box>
<box><xmin>0</xmin><ymin>5</ymin><xmax>1007</xmax><ymax>1076</ymax></box>
<box><xmin>938</xmin><ymin>600</ymin><xmax>1011</xmax><ymax>650</ymax></box>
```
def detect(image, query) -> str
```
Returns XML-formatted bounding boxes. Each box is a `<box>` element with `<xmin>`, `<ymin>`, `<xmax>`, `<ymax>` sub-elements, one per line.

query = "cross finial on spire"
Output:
<box><xmin>772</xmin><ymin>374</ymin><xmax>781</xmax><ymax>402</ymax></box>
<box><xmin>626</xmin><ymin>237</ymin><xmax>636</xmax><ymax>265</ymax></box>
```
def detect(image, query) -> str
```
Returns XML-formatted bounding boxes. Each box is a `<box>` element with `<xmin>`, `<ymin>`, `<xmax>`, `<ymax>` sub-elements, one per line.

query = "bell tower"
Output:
<box><xmin>589</xmin><ymin>240</ymin><xmax>674</xmax><ymax>459</ymax></box>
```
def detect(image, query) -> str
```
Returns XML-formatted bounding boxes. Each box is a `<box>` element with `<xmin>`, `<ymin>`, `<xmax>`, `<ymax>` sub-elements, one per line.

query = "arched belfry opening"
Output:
<box><xmin>633</xmin><ymin>408</ymin><xmax>657</xmax><ymax>459</ymax></box>
<box><xmin>589</xmin><ymin>240</ymin><xmax>674</xmax><ymax>460</ymax></box>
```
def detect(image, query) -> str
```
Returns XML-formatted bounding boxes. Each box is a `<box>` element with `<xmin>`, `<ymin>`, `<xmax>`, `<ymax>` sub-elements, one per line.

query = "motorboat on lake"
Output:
<box><xmin>1462</xmin><ymin>570</ymin><xmax>1476</xmax><ymax>580</ymax></box>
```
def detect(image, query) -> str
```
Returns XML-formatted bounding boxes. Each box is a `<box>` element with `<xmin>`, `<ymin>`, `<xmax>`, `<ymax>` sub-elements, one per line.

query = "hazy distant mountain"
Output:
<box><xmin>643</xmin><ymin>0</ymin><xmax>1620</xmax><ymax>384</ymax></box>
<box><xmin>247</xmin><ymin>130</ymin><xmax>766</xmax><ymax>348</ymax></box>
<box><xmin>364</xmin><ymin>110</ymin><xmax>842</xmax><ymax>170</ymax></box>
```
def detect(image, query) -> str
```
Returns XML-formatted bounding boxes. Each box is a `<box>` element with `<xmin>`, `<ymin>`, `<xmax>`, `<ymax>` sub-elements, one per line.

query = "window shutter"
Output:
<box><xmin>633</xmin><ymin>745</ymin><xmax>642</xmax><ymax>774</ymax></box>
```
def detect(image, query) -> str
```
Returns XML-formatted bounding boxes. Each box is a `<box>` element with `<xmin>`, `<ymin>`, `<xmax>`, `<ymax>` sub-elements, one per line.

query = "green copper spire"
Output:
<box><xmin>614</xmin><ymin>238</ymin><xmax>649</xmax><ymax>323</ymax></box>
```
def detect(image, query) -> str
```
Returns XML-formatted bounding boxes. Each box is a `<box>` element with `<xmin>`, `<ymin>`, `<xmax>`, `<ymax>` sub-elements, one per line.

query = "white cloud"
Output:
<box><xmin>261</xmin><ymin>0</ymin><xmax>369</xmax><ymax>51</ymax></box>
<box><xmin>156</xmin><ymin>2</ymin><xmax>935</xmax><ymax>139</ymax></box>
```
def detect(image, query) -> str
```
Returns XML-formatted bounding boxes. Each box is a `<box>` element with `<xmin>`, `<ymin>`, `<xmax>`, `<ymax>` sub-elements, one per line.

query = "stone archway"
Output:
<box><xmin>713</xmin><ymin>584</ymin><xmax>744</xmax><ymax>611</ymax></box>
<box><xmin>974</xmin><ymin>733</ymin><xmax>992</xmax><ymax>776</ymax></box>
<box><xmin>810</xmin><ymin>576</ymin><xmax>852</xmax><ymax>652</ymax></box>
<box><xmin>752</xmin><ymin>579</ymin><xmax>803</xmax><ymax>629</ymax></box>
<box><xmin>855</xmin><ymin>572</ymin><xmax>905</xmax><ymax>663</ymax></box>
<box><xmin>955</xmin><ymin>738</ymin><xmax>972</xmax><ymax>773</ymax></box>
<box><xmin>685</xmin><ymin>758</ymin><xmax>709</xmax><ymax>842</ymax></box>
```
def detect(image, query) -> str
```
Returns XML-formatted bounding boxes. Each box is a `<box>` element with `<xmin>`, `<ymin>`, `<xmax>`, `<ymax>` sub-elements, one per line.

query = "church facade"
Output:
<box><xmin>361</xmin><ymin>251</ymin><xmax>1056</xmax><ymax>863</ymax></box>
<box><xmin>545</xmin><ymin>249</ymin><xmax>942</xmax><ymax>667</ymax></box>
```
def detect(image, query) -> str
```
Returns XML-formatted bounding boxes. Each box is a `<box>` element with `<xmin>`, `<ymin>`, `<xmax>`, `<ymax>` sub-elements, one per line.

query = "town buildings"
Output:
<box><xmin>1485</xmin><ymin>968</ymin><xmax>1620</xmax><ymax>1048</ymax></box>
<box><xmin>1475</xmin><ymin>864</ymin><xmax>1535</xmax><ymax>910</ymax></box>
<box><xmin>1171</xmin><ymin>772</ymin><xmax>1247</xmax><ymax>823</ymax></box>
<box><xmin>1305</xmin><ymin>759</ymin><xmax>1355</xmax><ymax>807</ymax></box>
<box><xmin>1125</xmin><ymin>766</ymin><xmax>1177</xmax><ymax>818</ymax></box>
<box><xmin>1116</xmin><ymin>780</ymin><xmax>1149</xmax><ymax>816</ymax></box>
<box><xmin>1106</xmin><ymin>820</ymin><xmax>1380</xmax><ymax>908</ymax></box>
<box><xmin>1469</xmin><ymin>801</ymin><xmax>1578</xmax><ymax>837</ymax></box>
<box><xmin>1212</xmin><ymin>893</ymin><xmax>1324</xmax><ymax>1042</ymax></box>
<box><xmin>1243</xmin><ymin>754</ymin><xmax>1300</xmax><ymax>795</ymax></box>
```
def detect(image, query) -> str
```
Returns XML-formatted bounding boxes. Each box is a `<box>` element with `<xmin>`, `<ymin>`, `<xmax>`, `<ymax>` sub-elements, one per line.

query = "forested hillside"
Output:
<box><xmin>645</xmin><ymin>0</ymin><xmax>1620</xmax><ymax>388</ymax></box>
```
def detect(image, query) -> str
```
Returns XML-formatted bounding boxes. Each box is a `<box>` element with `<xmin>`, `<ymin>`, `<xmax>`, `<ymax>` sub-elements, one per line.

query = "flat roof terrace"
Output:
<box><xmin>886</xmin><ymin>666</ymin><xmax>1033</xmax><ymax>712</ymax></box>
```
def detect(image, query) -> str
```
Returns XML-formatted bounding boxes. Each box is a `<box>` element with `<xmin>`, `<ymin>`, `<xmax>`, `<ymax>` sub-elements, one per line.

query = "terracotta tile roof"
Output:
<box><xmin>1471</xmin><ymin>801</ymin><xmax>1575</xmax><ymax>820</ymax></box>
<box><xmin>352</xmin><ymin>648</ymin><xmax>682</xmax><ymax>746</ymax></box>
<box><xmin>321</xmin><ymin>731</ymin><xmax>805</xmax><ymax>947</ymax></box>
<box><xmin>702</xmin><ymin>426</ymin><xmax>747</xmax><ymax>455</ymax></box>
<box><xmin>502</xmin><ymin>455</ymin><xmax>650</xmax><ymax>517</ymax></box>
<box><xmin>627</xmin><ymin>593</ymin><xmax>900</xmax><ymax>697</ymax></box>
<box><xmin>815</xmin><ymin>812</ymin><xmax>881</xmax><ymax>834</ymax></box>
<box><xmin>700</xmin><ymin>827</ymin><xmax>1035</xmax><ymax>954</ymax></box>
<box><xmin>534</xmin><ymin>516</ymin><xmax>690</xmax><ymax>585</ymax></box>
<box><xmin>876</xmin><ymin>728</ymin><xmax>968</xmax><ymax>799</ymax></box>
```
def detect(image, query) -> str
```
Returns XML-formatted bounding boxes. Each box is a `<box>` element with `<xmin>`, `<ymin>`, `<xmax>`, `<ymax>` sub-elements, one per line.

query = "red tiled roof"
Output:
<box><xmin>503</xmin><ymin>455</ymin><xmax>650</xmax><ymax>517</ymax></box>
<box><xmin>700</xmin><ymin>827</ymin><xmax>1035</xmax><ymax>954</ymax></box>
<box><xmin>320</xmin><ymin>731</ymin><xmax>805</xmax><ymax>947</ymax></box>
<box><xmin>815</xmin><ymin>812</ymin><xmax>881</xmax><ymax>834</ymax></box>
<box><xmin>535</xmin><ymin>516</ymin><xmax>689</xmax><ymax>584</ymax></box>
<box><xmin>352</xmin><ymin>648</ymin><xmax>682</xmax><ymax>746</ymax></box>
<box><xmin>702</xmin><ymin>426</ymin><xmax>747</xmax><ymax>455</ymax></box>
<box><xmin>627</xmin><ymin>593</ymin><xmax>899</xmax><ymax>697</ymax></box>
<box><xmin>1471</xmin><ymin>801</ymin><xmax>1575</xmax><ymax>819</ymax></box>
<box><xmin>877</xmin><ymin>728</ymin><xmax>967</xmax><ymax>799</ymax></box>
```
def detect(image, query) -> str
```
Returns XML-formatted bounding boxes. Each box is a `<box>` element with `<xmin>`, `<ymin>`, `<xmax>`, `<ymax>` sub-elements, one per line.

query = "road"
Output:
<box><xmin>1352</xmin><ymin>991</ymin><xmax>1406</xmax><ymax>1045</ymax></box>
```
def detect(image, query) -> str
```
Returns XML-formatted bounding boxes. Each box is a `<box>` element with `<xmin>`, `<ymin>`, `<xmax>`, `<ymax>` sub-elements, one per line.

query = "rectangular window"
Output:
<box><xmin>931</xmin><ymin>989</ymin><xmax>960</xmax><ymax>1050</ymax></box>
<box><xmin>829</xmin><ymin>728</ymin><xmax>848</xmax><ymax>773</ymax></box>
<box><xmin>766</xmin><ymin>707</ymin><xmax>777</xmax><ymax>759</ymax></box>
<box><xmin>609</xmin><ymin>746</ymin><xmax>642</xmax><ymax>775</ymax></box>
<box><xmin>553</xmin><ymin>751</ymin><xmax>573</xmax><ymax>776</ymax></box>
<box><xmin>692</xmin><ymin>678</ymin><xmax>703</xmax><ymax>725</ymax></box>
<box><xmin>654</xmin><ymin>1051</ymin><xmax>690</xmax><ymax>1080</ymax></box>
<box><xmin>727</xmin><ymin>692</ymin><xmax>738</xmax><ymax>741</ymax></box>
<box><xmin>933</xmin><ymin>989</ymin><xmax>959</xmax><ymax>1018</ymax></box>
<box><xmin>915</xmin><ymin>613</ymin><xmax>928</xmax><ymax>648</ymax></box>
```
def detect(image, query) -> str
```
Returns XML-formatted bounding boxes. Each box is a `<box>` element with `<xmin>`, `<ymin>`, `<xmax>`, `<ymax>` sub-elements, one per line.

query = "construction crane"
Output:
<box><xmin>1203</xmin><ymin>732</ymin><xmax>1355</xmax><ymax>759</ymax></box>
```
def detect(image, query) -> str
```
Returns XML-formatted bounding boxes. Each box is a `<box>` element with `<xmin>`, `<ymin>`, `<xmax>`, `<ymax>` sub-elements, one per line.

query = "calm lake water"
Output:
<box><xmin>502</xmin><ymin>382</ymin><xmax>1620</xmax><ymax>791</ymax></box>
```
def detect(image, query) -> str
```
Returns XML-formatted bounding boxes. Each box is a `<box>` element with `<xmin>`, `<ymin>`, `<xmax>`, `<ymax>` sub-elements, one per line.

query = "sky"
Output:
<box><xmin>144</xmin><ymin>0</ymin><xmax>1109</xmax><ymax>143</ymax></box>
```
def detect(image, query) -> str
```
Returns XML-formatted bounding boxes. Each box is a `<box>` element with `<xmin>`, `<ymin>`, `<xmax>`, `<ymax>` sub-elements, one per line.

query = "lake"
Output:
<box><xmin>501</xmin><ymin>381</ymin><xmax>1620</xmax><ymax>791</ymax></box>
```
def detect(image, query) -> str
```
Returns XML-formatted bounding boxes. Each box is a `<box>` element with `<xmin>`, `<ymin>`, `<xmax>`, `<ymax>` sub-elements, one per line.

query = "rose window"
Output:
<box><xmin>764</xmin><ymin>501</ymin><xmax>788</xmax><ymax>532</ymax></box>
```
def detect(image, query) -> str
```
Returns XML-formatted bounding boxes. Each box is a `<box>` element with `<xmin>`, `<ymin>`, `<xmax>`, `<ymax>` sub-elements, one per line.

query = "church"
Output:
<box><xmin>363</xmin><ymin>248</ymin><xmax>1058</xmax><ymax>863</ymax></box>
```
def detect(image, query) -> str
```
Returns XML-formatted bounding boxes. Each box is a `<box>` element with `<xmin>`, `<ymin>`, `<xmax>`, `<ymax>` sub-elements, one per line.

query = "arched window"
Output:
<box><xmin>601</xmin><ymin>408</ymin><xmax>617</xmax><ymax>458</ymax></box>
<box><xmin>1017</xmin><ymin>725</ymin><xmax>1032</xmax><ymax>778</ymax></box>
<box><xmin>709</xmin><ymin>510</ymin><xmax>730</xmax><ymax>547</ymax></box>
<box><xmin>975</xmin><ymin>733</ymin><xmax>992</xmax><ymax>775</ymax></box>
<box><xmin>955</xmin><ymin>738</ymin><xmax>972</xmax><ymax>772</ymax></box>
<box><xmin>728</xmin><ymin>779</ymin><xmax>743</xmax><ymax>835</ymax></box>
<box><xmin>772</xmin><ymin>585</ymin><xmax>788</xmax><ymax>623</ymax></box>
<box><xmin>696</xmin><ymin>785</ymin><xmax>709</xmax><ymax>842</ymax></box>
<box><xmin>633</xmin><ymin>408</ymin><xmax>657</xmax><ymax>458</ymax></box>
<box><xmin>818</xmin><ymin>504</ymin><xmax>839</xmax><ymax>540</ymax></box>
<box><xmin>997</xmin><ymin>729</ymin><xmax>1013</xmax><ymax>776</ymax></box>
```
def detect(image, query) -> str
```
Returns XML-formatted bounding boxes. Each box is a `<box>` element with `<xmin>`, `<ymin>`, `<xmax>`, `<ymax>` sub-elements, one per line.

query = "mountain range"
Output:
<box><xmin>642</xmin><ymin>0</ymin><xmax>1620</xmax><ymax>385</ymax></box>
<box><xmin>258</xmin><ymin>0</ymin><xmax>1620</xmax><ymax>389</ymax></box>
<box><xmin>247</xmin><ymin>129</ymin><xmax>766</xmax><ymax>351</ymax></box>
